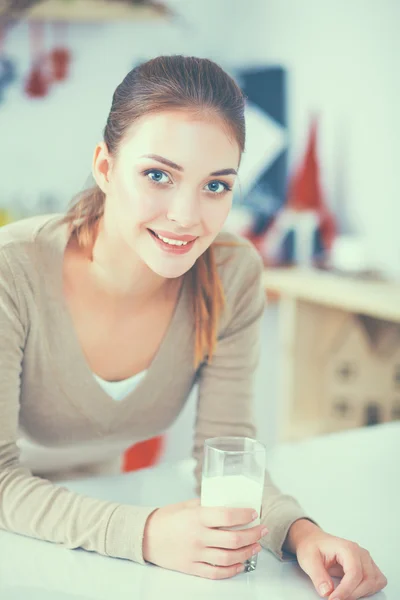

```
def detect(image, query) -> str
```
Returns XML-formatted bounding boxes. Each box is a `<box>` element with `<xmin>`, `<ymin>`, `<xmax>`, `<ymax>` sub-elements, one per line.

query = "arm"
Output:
<box><xmin>192</xmin><ymin>247</ymin><xmax>315</xmax><ymax>561</ymax></box>
<box><xmin>0</xmin><ymin>250</ymin><xmax>156</xmax><ymax>564</ymax></box>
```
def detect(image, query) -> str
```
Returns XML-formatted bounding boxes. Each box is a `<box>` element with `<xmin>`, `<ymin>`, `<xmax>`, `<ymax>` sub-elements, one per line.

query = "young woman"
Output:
<box><xmin>0</xmin><ymin>55</ymin><xmax>386</xmax><ymax>598</ymax></box>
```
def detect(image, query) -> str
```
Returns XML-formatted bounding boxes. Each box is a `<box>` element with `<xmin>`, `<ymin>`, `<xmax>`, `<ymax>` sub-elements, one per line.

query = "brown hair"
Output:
<box><xmin>61</xmin><ymin>55</ymin><xmax>246</xmax><ymax>368</ymax></box>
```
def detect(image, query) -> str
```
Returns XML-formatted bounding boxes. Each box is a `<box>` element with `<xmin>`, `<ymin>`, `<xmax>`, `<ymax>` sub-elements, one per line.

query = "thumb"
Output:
<box><xmin>299</xmin><ymin>547</ymin><xmax>334</xmax><ymax>598</ymax></box>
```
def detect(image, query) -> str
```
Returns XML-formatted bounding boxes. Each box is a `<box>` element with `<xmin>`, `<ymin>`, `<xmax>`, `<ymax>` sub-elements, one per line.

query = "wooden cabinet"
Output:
<box><xmin>263</xmin><ymin>267</ymin><xmax>400</xmax><ymax>441</ymax></box>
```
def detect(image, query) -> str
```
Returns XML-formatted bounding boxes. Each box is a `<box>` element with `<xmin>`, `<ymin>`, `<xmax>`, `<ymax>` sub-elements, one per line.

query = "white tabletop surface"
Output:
<box><xmin>0</xmin><ymin>422</ymin><xmax>398</xmax><ymax>600</ymax></box>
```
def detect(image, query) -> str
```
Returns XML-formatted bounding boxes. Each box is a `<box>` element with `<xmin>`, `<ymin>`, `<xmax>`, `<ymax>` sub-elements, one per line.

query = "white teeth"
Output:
<box><xmin>154</xmin><ymin>232</ymin><xmax>189</xmax><ymax>246</ymax></box>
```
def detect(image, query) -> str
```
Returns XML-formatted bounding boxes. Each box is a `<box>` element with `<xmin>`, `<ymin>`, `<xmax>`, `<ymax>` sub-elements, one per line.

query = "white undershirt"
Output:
<box><xmin>93</xmin><ymin>370</ymin><xmax>148</xmax><ymax>401</ymax></box>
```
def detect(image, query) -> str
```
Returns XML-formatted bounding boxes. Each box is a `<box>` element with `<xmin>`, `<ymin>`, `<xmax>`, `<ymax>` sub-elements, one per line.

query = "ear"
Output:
<box><xmin>92</xmin><ymin>142</ymin><xmax>113</xmax><ymax>193</ymax></box>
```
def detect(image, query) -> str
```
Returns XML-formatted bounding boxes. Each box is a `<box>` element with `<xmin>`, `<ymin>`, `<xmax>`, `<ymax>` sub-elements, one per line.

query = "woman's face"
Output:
<box><xmin>95</xmin><ymin>110</ymin><xmax>240</xmax><ymax>279</ymax></box>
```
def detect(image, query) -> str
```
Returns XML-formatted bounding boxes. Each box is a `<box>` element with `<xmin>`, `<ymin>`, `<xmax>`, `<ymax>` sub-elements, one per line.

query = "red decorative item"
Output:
<box><xmin>256</xmin><ymin>117</ymin><xmax>336</xmax><ymax>266</ymax></box>
<box><xmin>287</xmin><ymin>117</ymin><xmax>336</xmax><ymax>250</ymax></box>
<box><xmin>49</xmin><ymin>22</ymin><xmax>71</xmax><ymax>82</ymax></box>
<box><xmin>25</xmin><ymin>22</ymin><xmax>49</xmax><ymax>98</ymax></box>
<box><xmin>122</xmin><ymin>435</ymin><xmax>165</xmax><ymax>473</ymax></box>
<box><xmin>25</xmin><ymin>65</ymin><xmax>48</xmax><ymax>97</ymax></box>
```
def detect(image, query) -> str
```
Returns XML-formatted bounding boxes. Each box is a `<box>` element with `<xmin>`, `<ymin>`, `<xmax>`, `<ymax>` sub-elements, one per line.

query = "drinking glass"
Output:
<box><xmin>201</xmin><ymin>436</ymin><xmax>266</xmax><ymax>572</ymax></box>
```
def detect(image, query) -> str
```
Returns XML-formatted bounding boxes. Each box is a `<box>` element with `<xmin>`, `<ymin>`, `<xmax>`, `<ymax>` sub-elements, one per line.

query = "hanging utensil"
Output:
<box><xmin>24</xmin><ymin>20</ymin><xmax>49</xmax><ymax>98</ymax></box>
<box><xmin>49</xmin><ymin>20</ymin><xmax>71</xmax><ymax>82</ymax></box>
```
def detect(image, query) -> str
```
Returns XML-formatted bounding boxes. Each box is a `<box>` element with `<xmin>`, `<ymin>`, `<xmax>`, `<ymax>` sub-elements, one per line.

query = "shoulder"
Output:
<box><xmin>212</xmin><ymin>230</ymin><xmax>264</xmax><ymax>296</ymax></box>
<box><xmin>0</xmin><ymin>214</ymin><xmax>61</xmax><ymax>252</ymax></box>
<box><xmin>211</xmin><ymin>231</ymin><xmax>265</xmax><ymax>330</ymax></box>
<box><xmin>0</xmin><ymin>213</ymin><xmax>64</xmax><ymax>268</ymax></box>
<box><xmin>0</xmin><ymin>213</ymin><xmax>64</xmax><ymax>305</ymax></box>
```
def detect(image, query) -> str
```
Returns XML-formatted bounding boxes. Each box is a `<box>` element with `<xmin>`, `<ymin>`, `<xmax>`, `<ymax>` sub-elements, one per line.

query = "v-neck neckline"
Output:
<box><xmin>37</xmin><ymin>215</ymin><xmax>190</xmax><ymax>434</ymax></box>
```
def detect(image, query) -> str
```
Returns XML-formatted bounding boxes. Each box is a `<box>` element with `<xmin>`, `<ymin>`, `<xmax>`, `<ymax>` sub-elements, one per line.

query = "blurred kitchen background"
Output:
<box><xmin>1</xmin><ymin>0</ymin><xmax>399</xmax><ymax>472</ymax></box>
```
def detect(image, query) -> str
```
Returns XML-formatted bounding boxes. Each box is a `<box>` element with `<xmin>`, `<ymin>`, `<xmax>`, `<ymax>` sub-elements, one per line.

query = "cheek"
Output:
<box><xmin>202</xmin><ymin>198</ymin><xmax>232</xmax><ymax>233</ymax></box>
<box><xmin>114</xmin><ymin>178</ymin><xmax>165</xmax><ymax>226</ymax></box>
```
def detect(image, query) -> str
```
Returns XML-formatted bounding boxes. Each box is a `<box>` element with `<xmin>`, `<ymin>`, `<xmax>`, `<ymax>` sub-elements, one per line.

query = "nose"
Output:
<box><xmin>166</xmin><ymin>191</ymin><xmax>201</xmax><ymax>229</ymax></box>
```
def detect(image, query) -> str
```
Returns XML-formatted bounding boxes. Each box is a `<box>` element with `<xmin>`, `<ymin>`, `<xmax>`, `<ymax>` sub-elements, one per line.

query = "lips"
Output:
<box><xmin>148</xmin><ymin>229</ymin><xmax>197</xmax><ymax>255</ymax></box>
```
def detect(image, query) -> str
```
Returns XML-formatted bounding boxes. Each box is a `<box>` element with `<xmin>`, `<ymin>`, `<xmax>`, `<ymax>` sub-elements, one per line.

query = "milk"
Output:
<box><xmin>201</xmin><ymin>474</ymin><xmax>264</xmax><ymax>529</ymax></box>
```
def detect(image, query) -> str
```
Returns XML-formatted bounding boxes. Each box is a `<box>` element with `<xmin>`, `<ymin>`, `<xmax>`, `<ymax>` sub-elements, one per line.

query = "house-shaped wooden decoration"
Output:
<box><xmin>322</xmin><ymin>315</ymin><xmax>400</xmax><ymax>433</ymax></box>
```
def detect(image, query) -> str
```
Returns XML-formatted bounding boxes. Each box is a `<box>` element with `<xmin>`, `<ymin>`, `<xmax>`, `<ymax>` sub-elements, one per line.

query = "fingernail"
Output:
<box><xmin>236</xmin><ymin>565</ymin><xmax>244</xmax><ymax>574</ymax></box>
<box><xmin>261</xmin><ymin>527</ymin><xmax>268</xmax><ymax>537</ymax></box>
<box><xmin>319</xmin><ymin>583</ymin><xmax>331</xmax><ymax>596</ymax></box>
<box><xmin>252</xmin><ymin>511</ymin><xmax>258</xmax><ymax>519</ymax></box>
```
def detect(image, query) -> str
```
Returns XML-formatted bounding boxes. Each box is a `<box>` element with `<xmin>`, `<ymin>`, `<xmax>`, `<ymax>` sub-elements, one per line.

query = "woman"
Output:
<box><xmin>0</xmin><ymin>55</ymin><xmax>386</xmax><ymax>598</ymax></box>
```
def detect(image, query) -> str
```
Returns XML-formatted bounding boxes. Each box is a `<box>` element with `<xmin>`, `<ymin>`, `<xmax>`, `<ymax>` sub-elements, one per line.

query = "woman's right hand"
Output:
<box><xmin>142</xmin><ymin>498</ymin><xmax>267</xmax><ymax>579</ymax></box>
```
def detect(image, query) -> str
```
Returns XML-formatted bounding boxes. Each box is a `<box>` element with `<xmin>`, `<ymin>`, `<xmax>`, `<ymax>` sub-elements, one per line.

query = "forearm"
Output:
<box><xmin>0</xmin><ymin>448</ymin><xmax>157</xmax><ymax>563</ymax></box>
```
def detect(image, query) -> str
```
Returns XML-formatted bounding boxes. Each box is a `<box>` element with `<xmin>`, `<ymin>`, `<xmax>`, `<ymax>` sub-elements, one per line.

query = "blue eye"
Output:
<box><xmin>205</xmin><ymin>181</ymin><xmax>232</xmax><ymax>195</ymax></box>
<box><xmin>144</xmin><ymin>169</ymin><xmax>171</xmax><ymax>185</ymax></box>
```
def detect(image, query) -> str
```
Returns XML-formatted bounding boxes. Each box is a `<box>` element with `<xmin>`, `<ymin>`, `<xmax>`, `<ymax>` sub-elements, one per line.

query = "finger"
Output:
<box><xmin>346</xmin><ymin>579</ymin><xmax>381</xmax><ymax>600</ymax></box>
<box><xmin>298</xmin><ymin>547</ymin><xmax>334</xmax><ymax>597</ymax></box>
<box><xmin>205</xmin><ymin>524</ymin><xmax>267</xmax><ymax>550</ymax></box>
<box><xmin>202</xmin><ymin>543</ymin><xmax>261</xmax><ymax>567</ymax></box>
<box><xmin>199</xmin><ymin>506</ymin><xmax>257</xmax><ymax>528</ymax></box>
<box><xmin>345</xmin><ymin>557</ymin><xmax>388</xmax><ymax>600</ymax></box>
<box><xmin>193</xmin><ymin>561</ymin><xmax>245</xmax><ymax>580</ymax></box>
<box><xmin>329</xmin><ymin>547</ymin><xmax>363</xmax><ymax>599</ymax></box>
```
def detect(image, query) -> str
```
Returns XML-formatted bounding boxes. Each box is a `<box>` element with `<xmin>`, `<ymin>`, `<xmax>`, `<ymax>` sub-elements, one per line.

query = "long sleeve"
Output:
<box><xmin>193</xmin><ymin>246</ymin><xmax>313</xmax><ymax>561</ymax></box>
<box><xmin>0</xmin><ymin>250</ymin><xmax>156</xmax><ymax>565</ymax></box>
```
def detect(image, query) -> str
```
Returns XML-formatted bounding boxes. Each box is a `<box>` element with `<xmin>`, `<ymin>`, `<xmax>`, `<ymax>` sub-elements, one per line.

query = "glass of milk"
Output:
<box><xmin>201</xmin><ymin>436</ymin><xmax>266</xmax><ymax>572</ymax></box>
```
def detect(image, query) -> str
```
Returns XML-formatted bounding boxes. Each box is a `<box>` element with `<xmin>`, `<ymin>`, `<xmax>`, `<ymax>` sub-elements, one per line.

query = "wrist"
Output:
<box><xmin>142</xmin><ymin>508</ymin><xmax>160</xmax><ymax>563</ymax></box>
<box><xmin>283</xmin><ymin>518</ymin><xmax>320</xmax><ymax>555</ymax></box>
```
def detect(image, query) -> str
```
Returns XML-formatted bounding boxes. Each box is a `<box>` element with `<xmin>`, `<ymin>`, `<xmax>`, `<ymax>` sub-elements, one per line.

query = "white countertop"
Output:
<box><xmin>0</xmin><ymin>422</ymin><xmax>398</xmax><ymax>599</ymax></box>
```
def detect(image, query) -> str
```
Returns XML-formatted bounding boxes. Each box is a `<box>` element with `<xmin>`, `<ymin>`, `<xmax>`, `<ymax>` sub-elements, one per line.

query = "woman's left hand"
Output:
<box><xmin>286</xmin><ymin>519</ymin><xmax>387</xmax><ymax>600</ymax></box>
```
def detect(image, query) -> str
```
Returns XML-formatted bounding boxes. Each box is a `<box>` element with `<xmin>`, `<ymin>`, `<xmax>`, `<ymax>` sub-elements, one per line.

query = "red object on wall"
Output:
<box><xmin>25</xmin><ymin>65</ymin><xmax>48</xmax><ymax>97</ymax></box>
<box><xmin>122</xmin><ymin>436</ymin><xmax>165</xmax><ymax>473</ymax></box>
<box><xmin>50</xmin><ymin>48</ymin><xmax>70</xmax><ymax>81</ymax></box>
<box><xmin>25</xmin><ymin>22</ymin><xmax>49</xmax><ymax>98</ymax></box>
<box><xmin>49</xmin><ymin>22</ymin><xmax>71</xmax><ymax>82</ymax></box>
<box><xmin>287</xmin><ymin>118</ymin><xmax>336</xmax><ymax>249</ymax></box>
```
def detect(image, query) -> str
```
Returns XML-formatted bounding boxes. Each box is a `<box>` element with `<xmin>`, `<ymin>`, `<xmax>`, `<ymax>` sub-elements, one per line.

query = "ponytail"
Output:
<box><xmin>190</xmin><ymin>246</ymin><xmax>225</xmax><ymax>369</ymax></box>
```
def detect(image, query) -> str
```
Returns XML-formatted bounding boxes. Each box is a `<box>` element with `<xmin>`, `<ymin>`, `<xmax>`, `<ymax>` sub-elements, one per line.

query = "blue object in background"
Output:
<box><xmin>0</xmin><ymin>57</ymin><xmax>17</xmax><ymax>103</ymax></box>
<box><xmin>239</xmin><ymin>66</ymin><xmax>288</xmax><ymax>234</ymax></box>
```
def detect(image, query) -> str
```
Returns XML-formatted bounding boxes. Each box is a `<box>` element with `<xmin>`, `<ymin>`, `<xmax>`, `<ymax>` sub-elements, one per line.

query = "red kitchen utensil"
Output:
<box><xmin>49</xmin><ymin>21</ymin><xmax>71</xmax><ymax>82</ymax></box>
<box><xmin>25</xmin><ymin>21</ymin><xmax>49</xmax><ymax>98</ymax></box>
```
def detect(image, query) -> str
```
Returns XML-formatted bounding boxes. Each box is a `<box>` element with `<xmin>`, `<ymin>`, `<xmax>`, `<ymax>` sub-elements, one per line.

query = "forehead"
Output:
<box><xmin>118</xmin><ymin>110</ymin><xmax>240</xmax><ymax>171</ymax></box>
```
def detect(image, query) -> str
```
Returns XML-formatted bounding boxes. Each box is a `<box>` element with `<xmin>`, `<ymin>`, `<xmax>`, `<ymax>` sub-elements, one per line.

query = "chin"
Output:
<box><xmin>144</xmin><ymin>256</ymin><xmax>197</xmax><ymax>279</ymax></box>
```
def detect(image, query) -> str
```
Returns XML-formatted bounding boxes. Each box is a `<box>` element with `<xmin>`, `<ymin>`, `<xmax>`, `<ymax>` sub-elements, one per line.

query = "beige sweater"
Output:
<box><xmin>0</xmin><ymin>214</ymin><xmax>310</xmax><ymax>566</ymax></box>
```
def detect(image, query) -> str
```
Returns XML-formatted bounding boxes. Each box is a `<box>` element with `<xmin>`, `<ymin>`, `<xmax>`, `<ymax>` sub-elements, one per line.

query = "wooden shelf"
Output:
<box><xmin>8</xmin><ymin>0</ymin><xmax>165</xmax><ymax>22</ymax></box>
<box><xmin>263</xmin><ymin>267</ymin><xmax>400</xmax><ymax>324</ymax></box>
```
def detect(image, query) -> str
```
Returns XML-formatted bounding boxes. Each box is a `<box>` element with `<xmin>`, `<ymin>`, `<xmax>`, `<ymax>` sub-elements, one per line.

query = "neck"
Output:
<box><xmin>88</xmin><ymin>217</ymin><xmax>172</xmax><ymax>305</ymax></box>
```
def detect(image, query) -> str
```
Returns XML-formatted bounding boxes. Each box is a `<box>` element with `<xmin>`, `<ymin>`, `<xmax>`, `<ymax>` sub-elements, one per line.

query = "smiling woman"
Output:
<box><xmin>0</xmin><ymin>55</ymin><xmax>387</xmax><ymax>595</ymax></box>
<box><xmin>60</xmin><ymin>55</ymin><xmax>245</xmax><ymax>367</ymax></box>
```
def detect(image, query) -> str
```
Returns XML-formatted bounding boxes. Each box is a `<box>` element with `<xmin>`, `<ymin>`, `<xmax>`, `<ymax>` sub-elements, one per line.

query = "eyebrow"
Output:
<box><xmin>140</xmin><ymin>154</ymin><xmax>237</xmax><ymax>177</ymax></box>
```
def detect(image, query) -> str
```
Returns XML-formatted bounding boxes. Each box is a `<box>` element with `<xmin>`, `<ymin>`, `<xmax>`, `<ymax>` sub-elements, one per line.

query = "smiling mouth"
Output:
<box><xmin>148</xmin><ymin>229</ymin><xmax>198</xmax><ymax>245</ymax></box>
<box><xmin>148</xmin><ymin>230</ymin><xmax>189</xmax><ymax>246</ymax></box>
<box><xmin>147</xmin><ymin>229</ymin><xmax>198</xmax><ymax>254</ymax></box>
